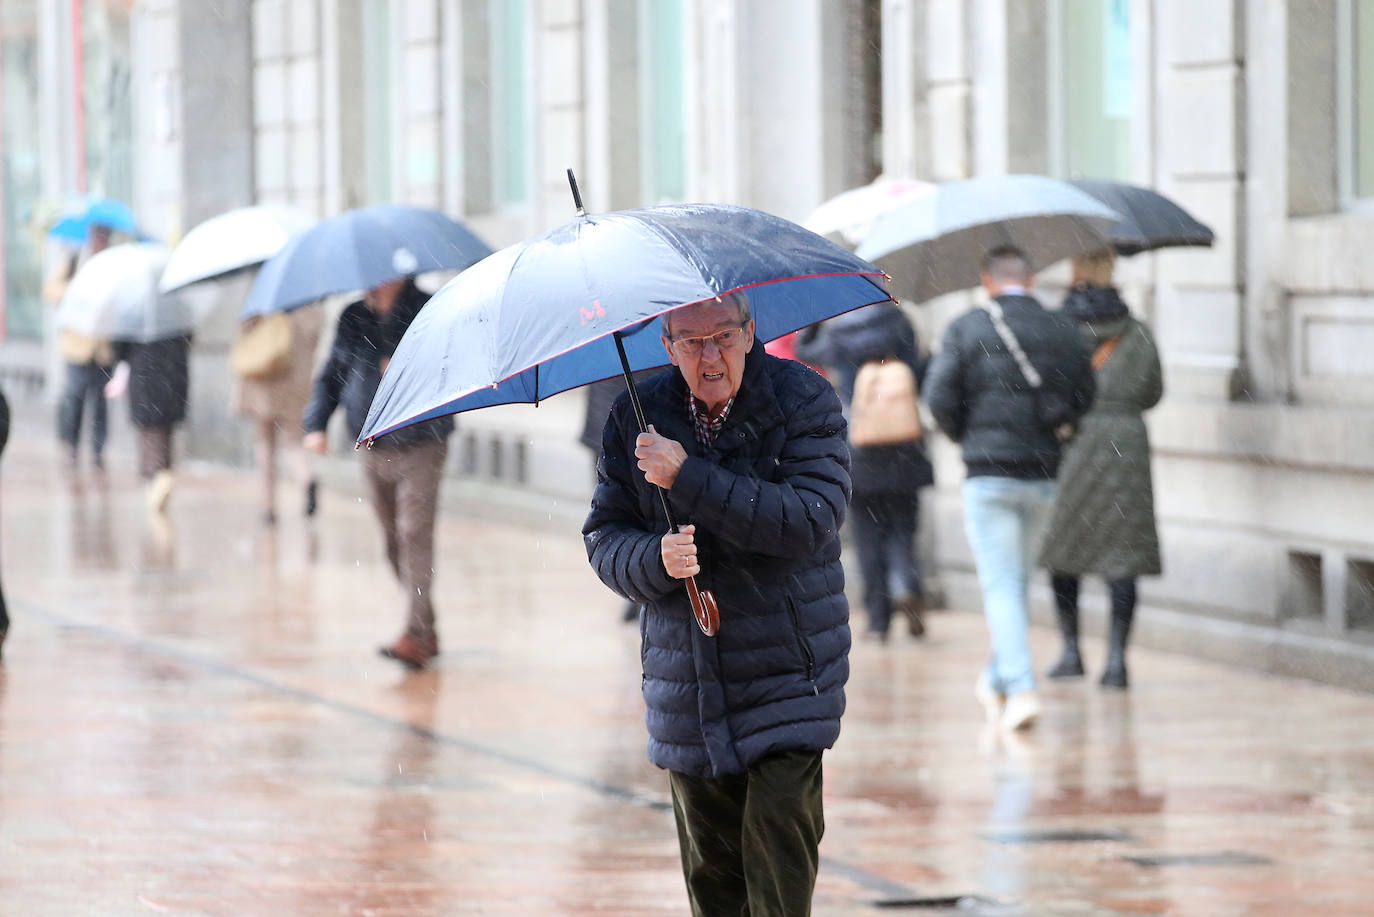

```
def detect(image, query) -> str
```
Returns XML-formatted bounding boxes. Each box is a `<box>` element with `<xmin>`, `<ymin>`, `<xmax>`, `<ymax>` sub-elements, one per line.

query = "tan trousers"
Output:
<box><xmin>362</xmin><ymin>440</ymin><xmax>448</xmax><ymax>640</ymax></box>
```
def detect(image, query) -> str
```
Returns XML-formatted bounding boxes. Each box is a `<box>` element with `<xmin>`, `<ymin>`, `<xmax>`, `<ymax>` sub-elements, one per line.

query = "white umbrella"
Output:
<box><xmin>159</xmin><ymin>205</ymin><xmax>317</xmax><ymax>293</ymax></box>
<box><xmin>855</xmin><ymin>174</ymin><xmax>1122</xmax><ymax>304</ymax></box>
<box><xmin>57</xmin><ymin>243</ymin><xmax>204</xmax><ymax>342</ymax></box>
<box><xmin>803</xmin><ymin>176</ymin><xmax>935</xmax><ymax>248</ymax></box>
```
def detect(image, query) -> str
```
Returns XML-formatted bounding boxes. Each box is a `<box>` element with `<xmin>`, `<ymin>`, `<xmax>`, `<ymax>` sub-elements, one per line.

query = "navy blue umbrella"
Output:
<box><xmin>359</xmin><ymin>174</ymin><xmax>891</xmax><ymax>637</ymax></box>
<box><xmin>239</xmin><ymin>205</ymin><xmax>493</xmax><ymax>318</ymax></box>
<box><xmin>1067</xmin><ymin>179</ymin><xmax>1215</xmax><ymax>256</ymax></box>
<box><xmin>359</xmin><ymin>194</ymin><xmax>890</xmax><ymax>444</ymax></box>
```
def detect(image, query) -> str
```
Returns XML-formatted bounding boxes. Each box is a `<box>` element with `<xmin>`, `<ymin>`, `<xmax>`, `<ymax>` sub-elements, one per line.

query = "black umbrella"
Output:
<box><xmin>1068</xmin><ymin>179</ymin><xmax>1215</xmax><ymax>256</ymax></box>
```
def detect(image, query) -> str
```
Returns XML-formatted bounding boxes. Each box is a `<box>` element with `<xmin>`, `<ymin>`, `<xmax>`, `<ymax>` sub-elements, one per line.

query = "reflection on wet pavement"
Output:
<box><xmin>2</xmin><ymin>439</ymin><xmax>1373</xmax><ymax>915</ymax></box>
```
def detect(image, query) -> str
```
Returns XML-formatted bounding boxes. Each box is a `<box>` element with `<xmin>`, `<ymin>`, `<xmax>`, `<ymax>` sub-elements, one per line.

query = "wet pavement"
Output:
<box><xmin>2</xmin><ymin>427</ymin><xmax>1373</xmax><ymax>916</ymax></box>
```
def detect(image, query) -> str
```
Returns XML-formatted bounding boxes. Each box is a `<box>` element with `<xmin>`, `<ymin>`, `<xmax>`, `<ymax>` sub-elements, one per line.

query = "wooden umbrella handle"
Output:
<box><xmin>684</xmin><ymin>576</ymin><xmax>720</xmax><ymax>636</ymax></box>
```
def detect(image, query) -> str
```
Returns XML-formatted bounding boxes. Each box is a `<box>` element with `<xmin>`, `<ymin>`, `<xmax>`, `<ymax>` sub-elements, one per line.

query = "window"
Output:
<box><xmin>363</xmin><ymin>0</ymin><xmax>395</xmax><ymax>203</ymax></box>
<box><xmin>1049</xmin><ymin>0</ymin><xmax>1131</xmax><ymax>180</ymax></box>
<box><xmin>638</xmin><ymin>0</ymin><xmax>686</xmax><ymax>204</ymax></box>
<box><xmin>1</xmin><ymin>2</ymin><xmax>42</xmax><ymax>339</ymax></box>
<box><xmin>1340</xmin><ymin>0</ymin><xmax>1374</xmax><ymax>202</ymax></box>
<box><xmin>80</xmin><ymin>0</ymin><xmax>134</xmax><ymax>207</ymax></box>
<box><xmin>253</xmin><ymin>0</ymin><xmax>323</xmax><ymax>211</ymax></box>
<box><xmin>490</xmin><ymin>0</ymin><xmax>531</xmax><ymax>208</ymax></box>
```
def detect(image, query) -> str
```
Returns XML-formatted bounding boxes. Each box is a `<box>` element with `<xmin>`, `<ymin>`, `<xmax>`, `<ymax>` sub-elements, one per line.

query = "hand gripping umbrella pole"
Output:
<box><xmin>569</xmin><ymin>167</ymin><xmax>719</xmax><ymax>637</ymax></box>
<box><xmin>611</xmin><ymin>329</ymin><xmax>720</xmax><ymax>637</ymax></box>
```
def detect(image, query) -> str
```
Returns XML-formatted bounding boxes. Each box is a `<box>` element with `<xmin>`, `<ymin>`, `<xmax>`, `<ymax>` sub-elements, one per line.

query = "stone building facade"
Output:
<box><xmin>3</xmin><ymin>0</ymin><xmax>1371</xmax><ymax>687</ymax></box>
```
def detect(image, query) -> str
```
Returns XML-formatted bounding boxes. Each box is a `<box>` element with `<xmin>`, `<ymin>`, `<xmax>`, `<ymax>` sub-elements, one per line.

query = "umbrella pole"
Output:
<box><xmin>612</xmin><ymin>331</ymin><xmax>675</xmax><ymax>525</ymax></box>
<box><xmin>612</xmin><ymin>330</ymin><xmax>719</xmax><ymax>637</ymax></box>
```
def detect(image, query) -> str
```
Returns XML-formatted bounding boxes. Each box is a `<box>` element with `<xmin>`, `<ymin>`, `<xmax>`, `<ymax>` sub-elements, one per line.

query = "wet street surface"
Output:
<box><xmin>2</xmin><ymin>432</ymin><xmax>1373</xmax><ymax>916</ymax></box>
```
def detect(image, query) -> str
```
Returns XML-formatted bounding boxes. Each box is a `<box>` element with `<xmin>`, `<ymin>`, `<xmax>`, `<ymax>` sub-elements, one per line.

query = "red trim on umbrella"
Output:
<box><xmin>359</xmin><ymin>271</ymin><xmax>893</xmax><ymax>445</ymax></box>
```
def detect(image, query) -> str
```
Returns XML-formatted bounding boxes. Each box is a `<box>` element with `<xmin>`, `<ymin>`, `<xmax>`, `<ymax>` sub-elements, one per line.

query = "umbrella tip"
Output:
<box><xmin>567</xmin><ymin>168</ymin><xmax>585</xmax><ymax>216</ymax></box>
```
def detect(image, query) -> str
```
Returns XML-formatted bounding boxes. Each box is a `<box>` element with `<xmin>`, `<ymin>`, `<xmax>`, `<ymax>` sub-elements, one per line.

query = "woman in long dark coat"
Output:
<box><xmin>1039</xmin><ymin>251</ymin><xmax>1163</xmax><ymax>688</ymax></box>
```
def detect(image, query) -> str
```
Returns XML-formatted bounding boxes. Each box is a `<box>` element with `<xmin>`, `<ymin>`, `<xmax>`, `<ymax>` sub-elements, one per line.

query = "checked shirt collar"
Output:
<box><xmin>686</xmin><ymin>389</ymin><xmax>735</xmax><ymax>453</ymax></box>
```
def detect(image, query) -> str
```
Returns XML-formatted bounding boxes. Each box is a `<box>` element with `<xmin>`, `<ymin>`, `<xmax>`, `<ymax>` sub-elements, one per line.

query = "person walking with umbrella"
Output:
<box><xmin>799</xmin><ymin>302</ymin><xmax>933</xmax><ymax>641</ymax></box>
<box><xmin>923</xmin><ymin>246</ymin><xmax>1095</xmax><ymax>731</ymax></box>
<box><xmin>1039</xmin><ymin>249</ymin><xmax>1164</xmax><ymax>688</ymax></box>
<box><xmin>583</xmin><ymin>290</ymin><xmax>852</xmax><ymax>916</ymax></box>
<box><xmin>160</xmin><ymin>205</ymin><xmax>322</xmax><ymax>525</ymax></box>
<box><xmin>104</xmin><ymin>331</ymin><xmax>192</xmax><ymax>513</ymax></box>
<box><xmin>303</xmin><ymin>275</ymin><xmax>453</xmax><ymax>669</ymax></box>
<box><xmin>45</xmin><ymin>221</ymin><xmax>117</xmax><ymax>470</ymax></box>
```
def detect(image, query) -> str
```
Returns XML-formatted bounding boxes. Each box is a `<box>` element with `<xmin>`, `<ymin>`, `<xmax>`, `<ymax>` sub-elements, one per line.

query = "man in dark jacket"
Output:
<box><xmin>923</xmin><ymin>246</ymin><xmax>1094</xmax><ymax>732</ymax></box>
<box><xmin>303</xmin><ymin>277</ymin><xmax>453</xmax><ymax>669</ymax></box>
<box><xmin>583</xmin><ymin>291</ymin><xmax>851</xmax><ymax>916</ymax></box>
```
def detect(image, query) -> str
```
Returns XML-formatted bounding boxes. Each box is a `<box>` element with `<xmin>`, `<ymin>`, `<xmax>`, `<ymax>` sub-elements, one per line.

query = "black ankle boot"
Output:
<box><xmin>1048</xmin><ymin>598</ymin><xmax>1084</xmax><ymax>679</ymax></box>
<box><xmin>1100</xmin><ymin>604</ymin><xmax>1134</xmax><ymax>689</ymax></box>
<box><xmin>1049</xmin><ymin>642</ymin><xmax>1084</xmax><ymax>679</ymax></box>
<box><xmin>1099</xmin><ymin>585</ymin><xmax>1132</xmax><ymax>692</ymax></box>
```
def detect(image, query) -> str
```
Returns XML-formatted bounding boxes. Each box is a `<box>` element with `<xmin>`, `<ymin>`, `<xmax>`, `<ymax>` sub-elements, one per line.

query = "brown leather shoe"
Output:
<box><xmin>378</xmin><ymin>633</ymin><xmax>439</xmax><ymax>670</ymax></box>
<box><xmin>894</xmin><ymin>593</ymin><xmax>926</xmax><ymax>638</ymax></box>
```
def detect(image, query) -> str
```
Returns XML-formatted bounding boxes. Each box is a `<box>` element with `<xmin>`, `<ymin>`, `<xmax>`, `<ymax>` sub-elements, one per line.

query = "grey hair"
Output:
<box><xmin>980</xmin><ymin>245</ymin><xmax>1031</xmax><ymax>285</ymax></box>
<box><xmin>662</xmin><ymin>289</ymin><xmax>752</xmax><ymax>338</ymax></box>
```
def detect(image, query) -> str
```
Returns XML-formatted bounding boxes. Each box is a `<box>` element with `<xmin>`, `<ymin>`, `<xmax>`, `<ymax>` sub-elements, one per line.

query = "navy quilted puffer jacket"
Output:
<box><xmin>582</xmin><ymin>346</ymin><xmax>852</xmax><ymax>778</ymax></box>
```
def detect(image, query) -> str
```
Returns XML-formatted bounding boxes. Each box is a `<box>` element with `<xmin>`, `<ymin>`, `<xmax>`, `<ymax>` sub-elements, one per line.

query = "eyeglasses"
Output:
<box><xmin>669</xmin><ymin>323</ymin><xmax>749</xmax><ymax>356</ymax></box>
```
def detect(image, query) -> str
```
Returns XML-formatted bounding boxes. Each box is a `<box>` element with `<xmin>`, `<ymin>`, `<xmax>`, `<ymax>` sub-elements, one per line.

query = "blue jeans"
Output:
<box><xmin>963</xmin><ymin>476</ymin><xmax>1056</xmax><ymax>696</ymax></box>
<box><xmin>58</xmin><ymin>361</ymin><xmax>113</xmax><ymax>459</ymax></box>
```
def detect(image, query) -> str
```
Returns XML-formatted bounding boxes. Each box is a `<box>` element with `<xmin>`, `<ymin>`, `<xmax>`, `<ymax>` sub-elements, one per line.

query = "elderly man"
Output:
<box><xmin>583</xmin><ymin>291</ymin><xmax>851</xmax><ymax>917</ymax></box>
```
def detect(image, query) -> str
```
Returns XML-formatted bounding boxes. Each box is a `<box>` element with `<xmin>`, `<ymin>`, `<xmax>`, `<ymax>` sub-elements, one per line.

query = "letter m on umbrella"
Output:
<box><xmin>580</xmin><ymin>300</ymin><xmax>606</xmax><ymax>325</ymax></box>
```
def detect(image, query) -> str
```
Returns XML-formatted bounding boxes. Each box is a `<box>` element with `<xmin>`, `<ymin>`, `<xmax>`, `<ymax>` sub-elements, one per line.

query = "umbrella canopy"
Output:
<box><xmin>160</xmin><ymin>205</ymin><xmax>317</xmax><ymax>292</ymax></box>
<box><xmin>855</xmin><ymin>174</ymin><xmax>1121</xmax><ymax>304</ymax></box>
<box><xmin>803</xmin><ymin>175</ymin><xmax>935</xmax><ymax>248</ymax></box>
<box><xmin>239</xmin><ymin>204</ymin><xmax>493</xmax><ymax>319</ymax></box>
<box><xmin>1067</xmin><ymin>179</ymin><xmax>1215</xmax><ymax>255</ymax></box>
<box><xmin>358</xmin><ymin>202</ymin><xmax>891</xmax><ymax>444</ymax></box>
<box><xmin>48</xmin><ymin>195</ymin><xmax>140</xmax><ymax>244</ymax></box>
<box><xmin>56</xmin><ymin>243</ymin><xmax>204</xmax><ymax>343</ymax></box>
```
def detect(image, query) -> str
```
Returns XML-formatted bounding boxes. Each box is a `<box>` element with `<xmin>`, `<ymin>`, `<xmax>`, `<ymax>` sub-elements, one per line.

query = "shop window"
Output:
<box><xmin>490</xmin><ymin>0</ymin><xmax>531</xmax><ymax>208</ymax></box>
<box><xmin>1049</xmin><ymin>0</ymin><xmax>1131</xmax><ymax>180</ymax></box>
<box><xmin>638</xmin><ymin>0</ymin><xmax>686</xmax><ymax>204</ymax></box>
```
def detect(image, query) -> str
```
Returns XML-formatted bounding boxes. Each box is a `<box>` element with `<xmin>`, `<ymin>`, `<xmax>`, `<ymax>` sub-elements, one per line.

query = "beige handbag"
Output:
<box><xmin>848</xmin><ymin>359</ymin><xmax>923</xmax><ymax>447</ymax></box>
<box><xmin>230</xmin><ymin>312</ymin><xmax>293</xmax><ymax>380</ymax></box>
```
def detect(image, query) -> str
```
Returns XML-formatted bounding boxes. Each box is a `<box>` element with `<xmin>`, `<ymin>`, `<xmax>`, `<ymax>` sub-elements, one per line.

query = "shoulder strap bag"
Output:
<box><xmin>981</xmin><ymin>300</ymin><xmax>1076</xmax><ymax>443</ymax></box>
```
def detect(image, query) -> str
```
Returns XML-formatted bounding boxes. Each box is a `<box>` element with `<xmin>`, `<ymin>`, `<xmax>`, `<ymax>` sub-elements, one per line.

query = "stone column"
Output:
<box><xmin>1152</xmin><ymin>0</ymin><xmax>1246</xmax><ymax>401</ymax></box>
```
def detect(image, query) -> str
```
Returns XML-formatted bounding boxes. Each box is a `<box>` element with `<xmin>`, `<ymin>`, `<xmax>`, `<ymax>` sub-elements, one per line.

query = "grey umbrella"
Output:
<box><xmin>1067</xmin><ymin>179</ymin><xmax>1215</xmax><ymax>255</ymax></box>
<box><xmin>855</xmin><ymin>174</ymin><xmax>1121</xmax><ymax>304</ymax></box>
<box><xmin>56</xmin><ymin>243</ymin><xmax>205</xmax><ymax>343</ymax></box>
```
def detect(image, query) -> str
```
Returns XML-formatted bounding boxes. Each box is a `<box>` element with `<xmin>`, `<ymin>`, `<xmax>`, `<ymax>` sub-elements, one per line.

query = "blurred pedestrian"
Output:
<box><xmin>579</xmin><ymin>372</ymin><xmax>654</xmax><ymax>623</ymax></box>
<box><xmin>583</xmin><ymin>291</ymin><xmax>851</xmax><ymax>916</ymax></box>
<box><xmin>0</xmin><ymin>384</ymin><xmax>9</xmax><ymax>659</ymax></box>
<box><xmin>105</xmin><ymin>334</ymin><xmax>192</xmax><ymax>514</ymax></box>
<box><xmin>45</xmin><ymin>223</ymin><xmax>116</xmax><ymax>470</ymax></box>
<box><xmin>1040</xmin><ymin>249</ymin><xmax>1163</xmax><ymax>688</ymax></box>
<box><xmin>923</xmin><ymin>246</ymin><xmax>1094</xmax><ymax>731</ymax></box>
<box><xmin>231</xmin><ymin>306</ymin><xmax>325</xmax><ymax>525</ymax></box>
<box><xmin>804</xmin><ymin>303</ymin><xmax>932</xmax><ymax>641</ymax></box>
<box><xmin>303</xmin><ymin>277</ymin><xmax>453</xmax><ymax>669</ymax></box>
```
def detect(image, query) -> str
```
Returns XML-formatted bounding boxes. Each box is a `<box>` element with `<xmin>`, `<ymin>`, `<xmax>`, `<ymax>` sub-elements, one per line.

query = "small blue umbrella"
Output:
<box><xmin>239</xmin><ymin>204</ymin><xmax>493</xmax><ymax>319</ymax></box>
<box><xmin>48</xmin><ymin>196</ymin><xmax>139</xmax><ymax>244</ymax></box>
<box><xmin>360</xmin><ymin>172</ymin><xmax>892</xmax><ymax>637</ymax></box>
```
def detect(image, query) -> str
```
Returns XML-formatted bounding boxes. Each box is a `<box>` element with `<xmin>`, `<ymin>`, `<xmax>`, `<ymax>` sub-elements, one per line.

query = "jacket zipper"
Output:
<box><xmin>786</xmin><ymin>595</ymin><xmax>818</xmax><ymax>693</ymax></box>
